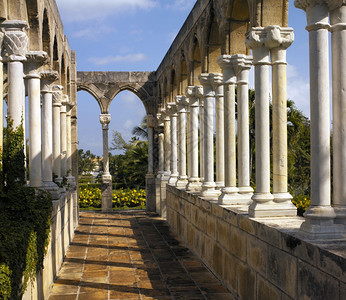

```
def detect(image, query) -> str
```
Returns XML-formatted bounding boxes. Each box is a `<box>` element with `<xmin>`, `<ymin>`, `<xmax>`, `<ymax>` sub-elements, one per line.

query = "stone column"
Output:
<box><xmin>52</xmin><ymin>85</ymin><xmax>63</xmax><ymax>183</ymax></box>
<box><xmin>1</xmin><ymin>20</ymin><xmax>28</xmax><ymax>129</ymax></box>
<box><xmin>234</xmin><ymin>55</ymin><xmax>254</xmax><ymax>200</ymax></box>
<box><xmin>146</xmin><ymin>114</ymin><xmax>156</xmax><ymax>212</ymax></box>
<box><xmin>147</xmin><ymin>114</ymin><xmax>155</xmax><ymax>175</ymax></box>
<box><xmin>186</xmin><ymin>86</ymin><xmax>202</xmax><ymax>191</ymax></box>
<box><xmin>156</xmin><ymin>111</ymin><xmax>165</xmax><ymax>179</ymax></box>
<box><xmin>217</xmin><ymin>56</ymin><xmax>240</xmax><ymax>204</ymax></box>
<box><xmin>199</xmin><ymin>94</ymin><xmax>205</xmax><ymax>182</ymax></box>
<box><xmin>186</xmin><ymin>104</ymin><xmax>191</xmax><ymax>182</ymax></box>
<box><xmin>246</xmin><ymin>28</ymin><xmax>274</xmax><ymax>216</ymax></box>
<box><xmin>40</xmin><ymin>70</ymin><xmax>59</xmax><ymax>192</ymax></box>
<box><xmin>329</xmin><ymin>1</ymin><xmax>346</xmax><ymax>225</ymax></box>
<box><xmin>212</xmin><ymin>74</ymin><xmax>225</xmax><ymax>191</ymax></box>
<box><xmin>99</xmin><ymin>114</ymin><xmax>112</xmax><ymax>212</ymax></box>
<box><xmin>199</xmin><ymin>73</ymin><xmax>220</xmax><ymax>198</ymax></box>
<box><xmin>163</xmin><ymin>110</ymin><xmax>171</xmax><ymax>180</ymax></box>
<box><xmin>60</xmin><ymin>95</ymin><xmax>68</xmax><ymax>178</ymax></box>
<box><xmin>66</xmin><ymin>103</ymin><xmax>75</xmax><ymax>184</ymax></box>
<box><xmin>25</xmin><ymin>51</ymin><xmax>48</xmax><ymax>187</ymax></box>
<box><xmin>176</xmin><ymin>96</ymin><xmax>189</xmax><ymax>188</ymax></box>
<box><xmin>167</xmin><ymin>102</ymin><xmax>179</xmax><ymax>185</ymax></box>
<box><xmin>295</xmin><ymin>0</ymin><xmax>340</xmax><ymax>238</ymax></box>
<box><xmin>266</xmin><ymin>26</ymin><xmax>297</xmax><ymax>216</ymax></box>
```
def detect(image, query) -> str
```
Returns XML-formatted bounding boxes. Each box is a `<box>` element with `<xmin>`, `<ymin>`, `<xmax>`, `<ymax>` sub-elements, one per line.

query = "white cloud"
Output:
<box><xmin>56</xmin><ymin>0</ymin><xmax>158</xmax><ymax>22</ymax></box>
<box><xmin>88</xmin><ymin>53</ymin><xmax>147</xmax><ymax>65</ymax></box>
<box><xmin>166</xmin><ymin>0</ymin><xmax>196</xmax><ymax>11</ymax></box>
<box><xmin>286</xmin><ymin>64</ymin><xmax>310</xmax><ymax>118</ymax></box>
<box><xmin>123</xmin><ymin>119</ymin><xmax>135</xmax><ymax>130</ymax></box>
<box><xmin>73</xmin><ymin>26</ymin><xmax>116</xmax><ymax>39</ymax></box>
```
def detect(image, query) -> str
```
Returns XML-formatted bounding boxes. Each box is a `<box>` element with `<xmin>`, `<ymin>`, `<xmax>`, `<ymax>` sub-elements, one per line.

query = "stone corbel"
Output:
<box><xmin>1</xmin><ymin>20</ymin><xmax>28</xmax><ymax>62</ymax></box>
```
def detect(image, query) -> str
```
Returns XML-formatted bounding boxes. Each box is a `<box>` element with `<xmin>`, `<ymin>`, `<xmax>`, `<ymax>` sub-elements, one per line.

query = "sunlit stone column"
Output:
<box><xmin>1</xmin><ymin>20</ymin><xmax>28</xmax><ymax>129</ymax></box>
<box><xmin>41</xmin><ymin>70</ymin><xmax>59</xmax><ymax>191</ymax></box>
<box><xmin>60</xmin><ymin>95</ymin><xmax>68</xmax><ymax>178</ymax></box>
<box><xmin>199</xmin><ymin>92</ymin><xmax>205</xmax><ymax>182</ymax></box>
<box><xmin>176</xmin><ymin>96</ymin><xmax>189</xmax><ymax>188</ymax></box>
<box><xmin>156</xmin><ymin>111</ymin><xmax>165</xmax><ymax>179</ymax></box>
<box><xmin>246</xmin><ymin>28</ymin><xmax>274</xmax><ymax>216</ymax></box>
<box><xmin>163</xmin><ymin>109</ymin><xmax>171</xmax><ymax>180</ymax></box>
<box><xmin>295</xmin><ymin>0</ymin><xmax>341</xmax><ymax>238</ymax></box>
<box><xmin>234</xmin><ymin>55</ymin><xmax>254</xmax><ymax>201</ymax></box>
<box><xmin>0</xmin><ymin>32</ymin><xmax>4</xmax><ymax>157</ymax></box>
<box><xmin>25</xmin><ymin>51</ymin><xmax>48</xmax><ymax>187</ymax></box>
<box><xmin>199</xmin><ymin>73</ymin><xmax>220</xmax><ymax>198</ymax></box>
<box><xmin>66</xmin><ymin>103</ymin><xmax>75</xmax><ymax>184</ymax></box>
<box><xmin>211</xmin><ymin>74</ymin><xmax>225</xmax><ymax>191</ymax></box>
<box><xmin>329</xmin><ymin>1</ymin><xmax>346</xmax><ymax>225</ymax></box>
<box><xmin>217</xmin><ymin>56</ymin><xmax>240</xmax><ymax>204</ymax></box>
<box><xmin>267</xmin><ymin>26</ymin><xmax>297</xmax><ymax>215</ymax></box>
<box><xmin>100</xmin><ymin>114</ymin><xmax>112</xmax><ymax>212</ymax></box>
<box><xmin>167</xmin><ymin>102</ymin><xmax>178</xmax><ymax>185</ymax></box>
<box><xmin>52</xmin><ymin>85</ymin><xmax>63</xmax><ymax>183</ymax></box>
<box><xmin>186</xmin><ymin>86</ymin><xmax>202</xmax><ymax>191</ymax></box>
<box><xmin>147</xmin><ymin>114</ymin><xmax>155</xmax><ymax>175</ymax></box>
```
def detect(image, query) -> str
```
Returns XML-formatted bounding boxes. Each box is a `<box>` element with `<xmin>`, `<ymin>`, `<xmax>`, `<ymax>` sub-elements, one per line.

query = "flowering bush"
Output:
<box><xmin>79</xmin><ymin>185</ymin><xmax>146</xmax><ymax>209</ymax></box>
<box><xmin>292</xmin><ymin>194</ymin><xmax>311</xmax><ymax>216</ymax></box>
<box><xmin>112</xmin><ymin>189</ymin><xmax>146</xmax><ymax>208</ymax></box>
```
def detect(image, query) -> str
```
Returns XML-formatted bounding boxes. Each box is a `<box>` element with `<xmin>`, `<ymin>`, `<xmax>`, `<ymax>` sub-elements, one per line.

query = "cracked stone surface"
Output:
<box><xmin>48</xmin><ymin>211</ymin><xmax>235</xmax><ymax>300</ymax></box>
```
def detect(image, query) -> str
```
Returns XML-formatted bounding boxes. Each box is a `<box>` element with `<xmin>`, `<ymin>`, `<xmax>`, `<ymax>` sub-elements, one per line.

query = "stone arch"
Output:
<box><xmin>26</xmin><ymin>0</ymin><xmax>40</xmax><ymax>50</ymax></box>
<box><xmin>170</xmin><ymin>67</ymin><xmax>177</xmax><ymax>102</ymax></box>
<box><xmin>227</xmin><ymin>0</ymin><xmax>250</xmax><ymax>55</ymax></box>
<box><xmin>52</xmin><ymin>35</ymin><xmax>59</xmax><ymax>71</ymax></box>
<box><xmin>42</xmin><ymin>9</ymin><xmax>50</xmax><ymax>56</ymax></box>
<box><xmin>77</xmin><ymin>84</ymin><xmax>105</xmax><ymax>113</ymax></box>
<box><xmin>191</xmin><ymin>36</ymin><xmax>202</xmax><ymax>86</ymax></box>
<box><xmin>206</xmin><ymin>12</ymin><xmax>222</xmax><ymax>73</ymax></box>
<box><xmin>179</xmin><ymin>52</ymin><xmax>188</xmax><ymax>95</ymax></box>
<box><xmin>163</xmin><ymin>77</ymin><xmax>168</xmax><ymax>106</ymax></box>
<box><xmin>61</xmin><ymin>54</ymin><xmax>66</xmax><ymax>90</ymax></box>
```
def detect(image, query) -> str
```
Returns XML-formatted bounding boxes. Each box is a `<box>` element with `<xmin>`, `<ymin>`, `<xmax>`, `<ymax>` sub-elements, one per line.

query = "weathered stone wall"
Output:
<box><xmin>22</xmin><ymin>188</ymin><xmax>78</xmax><ymax>300</ymax></box>
<box><xmin>166</xmin><ymin>186</ymin><xmax>346</xmax><ymax>300</ymax></box>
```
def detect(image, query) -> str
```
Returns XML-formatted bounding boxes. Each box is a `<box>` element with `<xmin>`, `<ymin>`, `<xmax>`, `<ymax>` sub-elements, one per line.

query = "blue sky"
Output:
<box><xmin>55</xmin><ymin>0</ymin><xmax>310</xmax><ymax>156</ymax></box>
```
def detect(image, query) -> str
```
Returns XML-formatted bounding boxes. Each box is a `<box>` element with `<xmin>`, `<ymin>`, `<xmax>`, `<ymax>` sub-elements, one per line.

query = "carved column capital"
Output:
<box><xmin>167</xmin><ymin>102</ymin><xmax>177</xmax><ymax>116</ymax></box>
<box><xmin>25</xmin><ymin>51</ymin><xmax>49</xmax><ymax>79</ymax></box>
<box><xmin>264</xmin><ymin>26</ymin><xmax>294</xmax><ymax>50</ymax></box>
<box><xmin>176</xmin><ymin>95</ymin><xmax>188</xmax><ymax>113</ymax></box>
<box><xmin>40</xmin><ymin>70</ymin><xmax>59</xmax><ymax>93</ymax></box>
<box><xmin>1</xmin><ymin>20</ymin><xmax>28</xmax><ymax>62</ymax></box>
<box><xmin>294</xmin><ymin>0</ymin><xmax>329</xmax><ymax>10</ymax></box>
<box><xmin>99</xmin><ymin>114</ymin><xmax>111</xmax><ymax>130</ymax></box>
<box><xmin>210</xmin><ymin>73</ymin><xmax>223</xmax><ymax>91</ymax></box>
<box><xmin>325</xmin><ymin>0</ymin><xmax>346</xmax><ymax>10</ymax></box>
<box><xmin>52</xmin><ymin>85</ymin><xmax>64</xmax><ymax>107</ymax></box>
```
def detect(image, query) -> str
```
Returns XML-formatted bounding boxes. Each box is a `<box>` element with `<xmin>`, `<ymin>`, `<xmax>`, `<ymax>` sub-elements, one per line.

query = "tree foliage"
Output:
<box><xmin>78</xmin><ymin>149</ymin><xmax>96</xmax><ymax>175</ymax></box>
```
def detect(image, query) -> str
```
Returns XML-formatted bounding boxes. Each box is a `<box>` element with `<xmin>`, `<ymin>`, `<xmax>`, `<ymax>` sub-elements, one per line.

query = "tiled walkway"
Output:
<box><xmin>48</xmin><ymin>211</ymin><xmax>234</xmax><ymax>300</ymax></box>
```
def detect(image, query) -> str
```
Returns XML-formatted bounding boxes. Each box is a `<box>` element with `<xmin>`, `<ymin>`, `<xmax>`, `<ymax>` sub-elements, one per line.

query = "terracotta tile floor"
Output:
<box><xmin>48</xmin><ymin>211</ymin><xmax>235</xmax><ymax>300</ymax></box>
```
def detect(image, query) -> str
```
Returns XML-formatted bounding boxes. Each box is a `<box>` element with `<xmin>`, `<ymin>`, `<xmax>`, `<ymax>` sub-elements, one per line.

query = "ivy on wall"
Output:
<box><xmin>0</xmin><ymin>119</ymin><xmax>52</xmax><ymax>299</ymax></box>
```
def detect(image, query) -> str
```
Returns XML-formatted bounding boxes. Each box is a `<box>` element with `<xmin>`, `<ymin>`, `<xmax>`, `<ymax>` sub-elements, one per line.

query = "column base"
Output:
<box><xmin>273</xmin><ymin>192</ymin><xmax>293</xmax><ymax>202</ymax></box>
<box><xmin>157</xmin><ymin>171</ymin><xmax>164</xmax><ymax>179</ymax></box>
<box><xmin>176</xmin><ymin>176</ymin><xmax>188</xmax><ymax>189</ymax></box>
<box><xmin>55</xmin><ymin>177</ymin><xmax>63</xmax><ymax>184</ymax></box>
<box><xmin>201</xmin><ymin>181</ymin><xmax>220</xmax><ymax>199</ymax></box>
<box><xmin>299</xmin><ymin>209</ymin><xmax>344</xmax><ymax>240</ymax></box>
<box><xmin>168</xmin><ymin>174</ymin><xmax>178</xmax><ymax>185</ymax></box>
<box><xmin>249</xmin><ymin>192</ymin><xmax>297</xmax><ymax>217</ymax></box>
<box><xmin>101</xmin><ymin>174</ymin><xmax>113</xmax><ymax>212</ymax></box>
<box><xmin>333</xmin><ymin>206</ymin><xmax>346</xmax><ymax>225</ymax></box>
<box><xmin>219</xmin><ymin>187</ymin><xmax>251</xmax><ymax>205</ymax></box>
<box><xmin>186</xmin><ymin>178</ymin><xmax>202</xmax><ymax>191</ymax></box>
<box><xmin>161</xmin><ymin>171</ymin><xmax>171</xmax><ymax>181</ymax></box>
<box><xmin>42</xmin><ymin>181</ymin><xmax>60</xmax><ymax>200</ymax></box>
<box><xmin>67</xmin><ymin>175</ymin><xmax>76</xmax><ymax>186</ymax></box>
<box><xmin>215</xmin><ymin>181</ymin><xmax>225</xmax><ymax>191</ymax></box>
